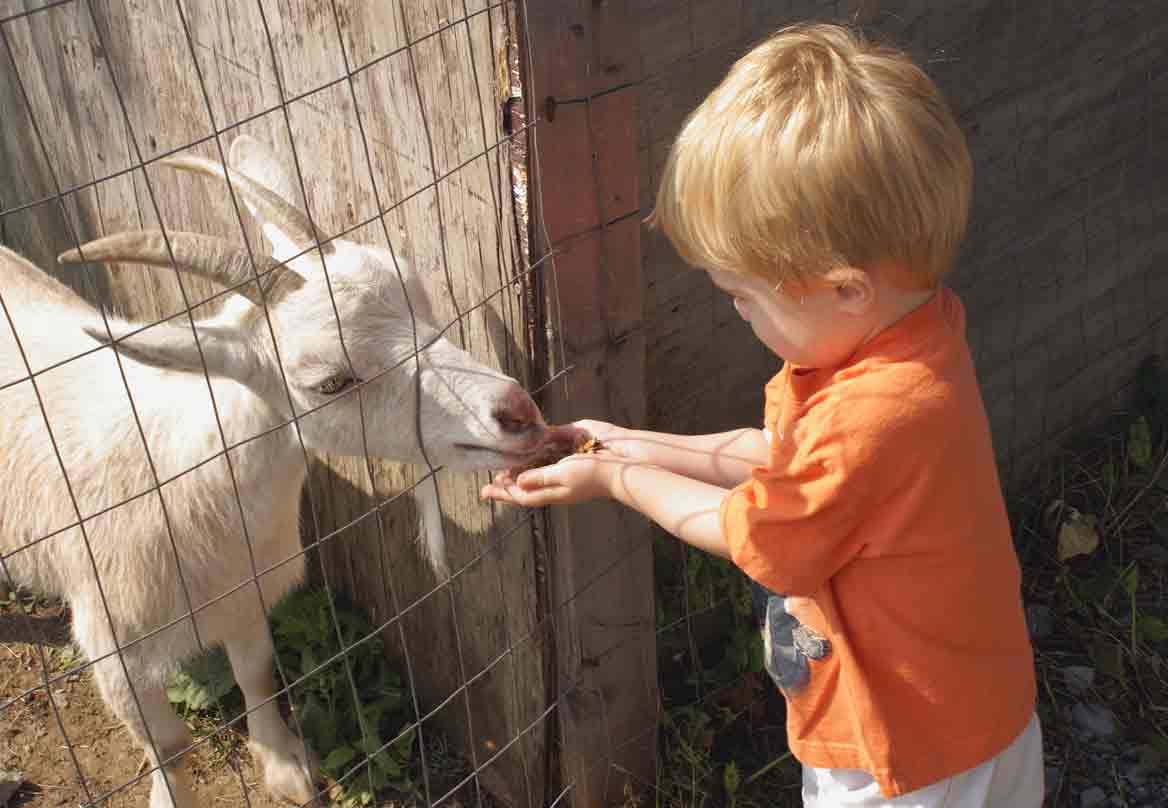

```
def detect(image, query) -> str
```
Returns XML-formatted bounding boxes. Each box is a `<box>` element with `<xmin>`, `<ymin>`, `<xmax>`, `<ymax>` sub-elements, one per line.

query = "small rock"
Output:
<box><xmin>1080</xmin><ymin>786</ymin><xmax>1107</xmax><ymax>808</ymax></box>
<box><xmin>1026</xmin><ymin>604</ymin><xmax>1053</xmax><ymax>640</ymax></box>
<box><xmin>1072</xmin><ymin>702</ymin><xmax>1117</xmax><ymax>738</ymax></box>
<box><xmin>1127</xmin><ymin>783</ymin><xmax>1149</xmax><ymax>801</ymax></box>
<box><xmin>1058</xmin><ymin>508</ymin><xmax>1100</xmax><ymax>560</ymax></box>
<box><xmin>1064</xmin><ymin>665</ymin><xmax>1096</xmax><ymax>694</ymax></box>
<box><xmin>1122</xmin><ymin>745</ymin><xmax>1165</xmax><ymax>786</ymax></box>
<box><xmin>1126</xmin><ymin>764</ymin><xmax>1150</xmax><ymax>786</ymax></box>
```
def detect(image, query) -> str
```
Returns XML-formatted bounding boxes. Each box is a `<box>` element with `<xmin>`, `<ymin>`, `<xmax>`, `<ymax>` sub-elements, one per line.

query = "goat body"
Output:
<box><xmin>0</xmin><ymin>136</ymin><xmax>546</xmax><ymax>808</ymax></box>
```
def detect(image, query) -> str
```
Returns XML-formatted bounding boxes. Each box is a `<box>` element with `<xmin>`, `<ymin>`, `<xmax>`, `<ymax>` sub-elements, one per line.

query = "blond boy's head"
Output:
<box><xmin>649</xmin><ymin>23</ymin><xmax>972</xmax><ymax>291</ymax></box>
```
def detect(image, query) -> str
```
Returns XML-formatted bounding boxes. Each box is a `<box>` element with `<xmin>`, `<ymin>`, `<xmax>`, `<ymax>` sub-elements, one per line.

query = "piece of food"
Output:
<box><xmin>518</xmin><ymin>434</ymin><xmax>605</xmax><ymax>471</ymax></box>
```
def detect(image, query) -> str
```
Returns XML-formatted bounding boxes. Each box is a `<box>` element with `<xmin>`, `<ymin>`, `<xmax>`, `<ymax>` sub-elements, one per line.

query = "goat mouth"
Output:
<box><xmin>453</xmin><ymin>443</ymin><xmax>540</xmax><ymax>460</ymax></box>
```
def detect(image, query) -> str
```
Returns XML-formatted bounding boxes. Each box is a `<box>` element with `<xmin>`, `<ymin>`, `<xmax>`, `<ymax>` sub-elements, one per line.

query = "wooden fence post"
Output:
<box><xmin>520</xmin><ymin>1</ymin><xmax>658</xmax><ymax>803</ymax></box>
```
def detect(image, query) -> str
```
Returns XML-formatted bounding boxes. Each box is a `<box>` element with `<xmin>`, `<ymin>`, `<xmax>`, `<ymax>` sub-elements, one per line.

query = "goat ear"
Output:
<box><xmin>229</xmin><ymin>136</ymin><xmax>303</xmax><ymax>262</ymax></box>
<box><xmin>84</xmin><ymin>322</ymin><xmax>256</xmax><ymax>382</ymax></box>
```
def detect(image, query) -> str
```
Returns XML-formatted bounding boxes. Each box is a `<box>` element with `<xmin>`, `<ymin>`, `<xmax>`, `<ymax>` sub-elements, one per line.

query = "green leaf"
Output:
<box><xmin>1123</xmin><ymin>564</ymin><xmax>1141</xmax><ymax>597</ymax></box>
<box><xmin>392</xmin><ymin>726</ymin><xmax>416</xmax><ymax>758</ymax></box>
<box><xmin>322</xmin><ymin>746</ymin><xmax>356</xmax><ymax>773</ymax></box>
<box><xmin>368</xmin><ymin>765</ymin><xmax>389</xmax><ymax>789</ymax></box>
<box><xmin>1139</xmin><ymin>616</ymin><xmax>1168</xmax><ymax>643</ymax></box>
<box><xmin>1130</xmin><ymin>416</ymin><xmax>1154</xmax><ymax>470</ymax></box>
<box><xmin>263</xmin><ymin>588</ymin><xmax>418</xmax><ymax>803</ymax></box>
<box><xmin>1103</xmin><ymin>461</ymin><xmax>1118</xmax><ymax>490</ymax></box>
<box><xmin>723</xmin><ymin>761</ymin><xmax>741</xmax><ymax>795</ymax></box>
<box><xmin>748</xmin><ymin>634</ymin><xmax>765</xmax><ymax>673</ymax></box>
<box><xmin>357</xmin><ymin>735</ymin><xmax>383</xmax><ymax>757</ymax></box>
<box><xmin>374</xmin><ymin>752</ymin><xmax>401</xmax><ymax>778</ymax></box>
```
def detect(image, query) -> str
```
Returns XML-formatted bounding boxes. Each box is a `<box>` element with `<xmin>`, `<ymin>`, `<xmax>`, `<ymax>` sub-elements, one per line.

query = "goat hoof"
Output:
<box><xmin>254</xmin><ymin>741</ymin><xmax>320</xmax><ymax>806</ymax></box>
<box><xmin>149</xmin><ymin>764</ymin><xmax>195</xmax><ymax>808</ymax></box>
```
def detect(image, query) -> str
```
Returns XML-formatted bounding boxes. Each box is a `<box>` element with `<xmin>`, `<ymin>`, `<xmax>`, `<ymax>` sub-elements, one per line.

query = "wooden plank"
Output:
<box><xmin>522</xmin><ymin>0</ymin><xmax>658</xmax><ymax>803</ymax></box>
<box><xmin>0</xmin><ymin>0</ymin><xmax>545</xmax><ymax>803</ymax></box>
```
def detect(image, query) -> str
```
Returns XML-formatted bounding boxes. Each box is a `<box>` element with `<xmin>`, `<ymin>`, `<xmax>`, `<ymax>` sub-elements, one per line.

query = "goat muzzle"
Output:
<box><xmin>491</xmin><ymin>385</ymin><xmax>544</xmax><ymax>437</ymax></box>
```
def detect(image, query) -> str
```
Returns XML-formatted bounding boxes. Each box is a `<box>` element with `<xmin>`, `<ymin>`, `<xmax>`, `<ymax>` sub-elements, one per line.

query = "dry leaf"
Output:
<box><xmin>575</xmin><ymin>437</ymin><xmax>603</xmax><ymax>454</ymax></box>
<box><xmin>1057</xmin><ymin>507</ymin><xmax>1100</xmax><ymax>562</ymax></box>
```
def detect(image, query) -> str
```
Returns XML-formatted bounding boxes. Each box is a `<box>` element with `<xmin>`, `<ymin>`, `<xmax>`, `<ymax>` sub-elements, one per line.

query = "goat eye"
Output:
<box><xmin>318</xmin><ymin>374</ymin><xmax>359</xmax><ymax>395</ymax></box>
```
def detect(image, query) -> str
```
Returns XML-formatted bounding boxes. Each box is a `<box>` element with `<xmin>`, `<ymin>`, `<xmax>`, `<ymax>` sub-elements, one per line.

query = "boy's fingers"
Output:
<box><xmin>481</xmin><ymin>479</ymin><xmax>576</xmax><ymax>509</ymax></box>
<box><xmin>516</xmin><ymin>468</ymin><xmax>546</xmax><ymax>489</ymax></box>
<box><xmin>518</xmin><ymin>463</ymin><xmax>572</xmax><ymax>489</ymax></box>
<box><xmin>480</xmin><ymin>482</ymin><xmax>516</xmax><ymax>503</ymax></box>
<box><xmin>546</xmin><ymin>424</ymin><xmax>584</xmax><ymax>442</ymax></box>
<box><xmin>509</xmin><ymin>486</ymin><xmax>570</xmax><ymax>508</ymax></box>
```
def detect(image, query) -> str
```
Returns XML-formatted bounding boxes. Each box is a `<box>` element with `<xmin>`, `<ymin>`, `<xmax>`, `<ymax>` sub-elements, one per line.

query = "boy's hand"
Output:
<box><xmin>544</xmin><ymin>420</ymin><xmax>643</xmax><ymax>461</ymax></box>
<box><xmin>480</xmin><ymin>449</ymin><xmax>645</xmax><ymax>508</ymax></box>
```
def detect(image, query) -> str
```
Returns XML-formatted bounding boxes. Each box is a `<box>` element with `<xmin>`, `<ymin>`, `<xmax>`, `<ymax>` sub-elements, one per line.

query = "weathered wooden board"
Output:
<box><xmin>0</xmin><ymin>0</ymin><xmax>545</xmax><ymax>802</ymax></box>
<box><xmin>523</xmin><ymin>0</ymin><xmax>659</xmax><ymax>803</ymax></box>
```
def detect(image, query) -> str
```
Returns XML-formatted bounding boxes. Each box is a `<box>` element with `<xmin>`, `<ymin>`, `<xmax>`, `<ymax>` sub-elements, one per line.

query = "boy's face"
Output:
<box><xmin>706</xmin><ymin>268</ymin><xmax>877</xmax><ymax>369</ymax></box>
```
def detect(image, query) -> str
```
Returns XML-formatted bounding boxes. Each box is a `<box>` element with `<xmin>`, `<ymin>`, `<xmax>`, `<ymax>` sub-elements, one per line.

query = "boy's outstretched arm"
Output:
<box><xmin>557</xmin><ymin>420</ymin><xmax>769</xmax><ymax>489</ymax></box>
<box><xmin>481</xmin><ymin>454</ymin><xmax>731</xmax><ymax>559</ymax></box>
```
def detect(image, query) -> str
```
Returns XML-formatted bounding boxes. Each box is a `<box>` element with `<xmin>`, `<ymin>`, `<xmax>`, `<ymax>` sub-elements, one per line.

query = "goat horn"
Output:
<box><xmin>58</xmin><ymin>231</ymin><xmax>303</xmax><ymax>305</ymax></box>
<box><xmin>158</xmin><ymin>153</ymin><xmax>333</xmax><ymax>254</ymax></box>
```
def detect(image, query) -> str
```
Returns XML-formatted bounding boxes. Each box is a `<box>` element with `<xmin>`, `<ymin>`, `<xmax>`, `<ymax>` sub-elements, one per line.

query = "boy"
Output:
<box><xmin>483</xmin><ymin>22</ymin><xmax>1042</xmax><ymax>806</ymax></box>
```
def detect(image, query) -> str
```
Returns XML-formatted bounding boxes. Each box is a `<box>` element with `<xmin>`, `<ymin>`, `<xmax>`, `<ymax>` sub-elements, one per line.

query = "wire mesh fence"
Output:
<box><xmin>2</xmin><ymin>0</ymin><xmax>1167</xmax><ymax>807</ymax></box>
<box><xmin>0</xmin><ymin>0</ymin><xmax>557</xmax><ymax>805</ymax></box>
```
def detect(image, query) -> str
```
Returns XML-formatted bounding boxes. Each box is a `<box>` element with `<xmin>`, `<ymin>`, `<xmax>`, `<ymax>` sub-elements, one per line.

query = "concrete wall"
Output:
<box><xmin>634</xmin><ymin>0</ymin><xmax>1168</xmax><ymax>483</ymax></box>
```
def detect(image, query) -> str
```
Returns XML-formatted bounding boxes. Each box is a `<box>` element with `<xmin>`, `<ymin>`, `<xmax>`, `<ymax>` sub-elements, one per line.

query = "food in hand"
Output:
<box><xmin>519</xmin><ymin>434</ymin><xmax>605</xmax><ymax>471</ymax></box>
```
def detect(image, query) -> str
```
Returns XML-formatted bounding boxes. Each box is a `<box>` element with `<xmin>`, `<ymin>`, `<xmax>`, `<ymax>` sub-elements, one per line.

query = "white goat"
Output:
<box><xmin>0</xmin><ymin>135</ymin><xmax>546</xmax><ymax>808</ymax></box>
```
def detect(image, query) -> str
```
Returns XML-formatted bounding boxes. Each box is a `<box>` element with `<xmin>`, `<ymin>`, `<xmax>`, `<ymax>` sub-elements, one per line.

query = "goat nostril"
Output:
<box><xmin>493</xmin><ymin>387</ymin><xmax>542</xmax><ymax>435</ymax></box>
<box><xmin>496</xmin><ymin>415</ymin><xmax>525</xmax><ymax>434</ymax></box>
<box><xmin>493</xmin><ymin>409</ymin><xmax>534</xmax><ymax>435</ymax></box>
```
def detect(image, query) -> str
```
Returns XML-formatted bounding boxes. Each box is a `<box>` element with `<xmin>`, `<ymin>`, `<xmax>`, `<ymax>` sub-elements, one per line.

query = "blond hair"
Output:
<box><xmin>648</xmin><ymin>23</ymin><xmax>972</xmax><ymax>289</ymax></box>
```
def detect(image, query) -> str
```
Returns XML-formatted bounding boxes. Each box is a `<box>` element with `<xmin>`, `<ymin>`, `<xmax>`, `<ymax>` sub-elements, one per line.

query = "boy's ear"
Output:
<box><xmin>823</xmin><ymin>266</ymin><xmax>875</xmax><ymax>314</ymax></box>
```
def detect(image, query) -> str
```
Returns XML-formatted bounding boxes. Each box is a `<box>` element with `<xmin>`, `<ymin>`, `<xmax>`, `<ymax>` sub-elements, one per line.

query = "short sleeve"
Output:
<box><xmin>719</xmin><ymin>405</ymin><xmax>889</xmax><ymax>597</ymax></box>
<box><xmin>762</xmin><ymin>367</ymin><xmax>788</xmax><ymax>434</ymax></box>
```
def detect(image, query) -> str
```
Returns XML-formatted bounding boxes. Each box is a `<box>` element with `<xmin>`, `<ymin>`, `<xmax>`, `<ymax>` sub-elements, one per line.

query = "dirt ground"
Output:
<box><xmin>0</xmin><ymin>597</ymin><xmax>285</xmax><ymax>808</ymax></box>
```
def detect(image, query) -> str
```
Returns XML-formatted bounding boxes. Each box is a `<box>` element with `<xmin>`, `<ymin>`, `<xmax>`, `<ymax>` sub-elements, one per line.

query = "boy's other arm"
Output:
<box><xmin>569</xmin><ymin>420</ymin><xmax>770</xmax><ymax>488</ymax></box>
<box><xmin>484</xmin><ymin>454</ymin><xmax>732</xmax><ymax>559</ymax></box>
<box><xmin>608</xmin><ymin>462</ymin><xmax>732</xmax><ymax>558</ymax></box>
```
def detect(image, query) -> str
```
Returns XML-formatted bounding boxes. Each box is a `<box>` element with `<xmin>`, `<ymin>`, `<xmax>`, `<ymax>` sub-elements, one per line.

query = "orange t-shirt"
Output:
<box><xmin>720</xmin><ymin>287</ymin><xmax>1036</xmax><ymax>798</ymax></box>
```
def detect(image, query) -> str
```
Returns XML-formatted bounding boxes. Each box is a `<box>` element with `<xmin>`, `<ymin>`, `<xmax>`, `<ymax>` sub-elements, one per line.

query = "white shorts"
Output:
<box><xmin>802</xmin><ymin>712</ymin><xmax>1044</xmax><ymax>807</ymax></box>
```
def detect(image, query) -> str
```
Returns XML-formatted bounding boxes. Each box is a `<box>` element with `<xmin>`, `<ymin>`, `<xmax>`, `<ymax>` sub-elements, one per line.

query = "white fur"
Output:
<box><xmin>0</xmin><ymin>137</ymin><xmax>544</xmax><ymax>807</ymax></box>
